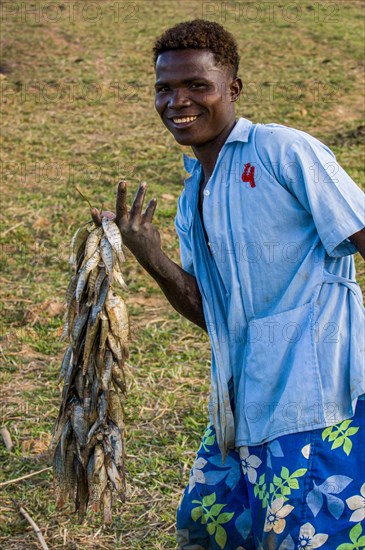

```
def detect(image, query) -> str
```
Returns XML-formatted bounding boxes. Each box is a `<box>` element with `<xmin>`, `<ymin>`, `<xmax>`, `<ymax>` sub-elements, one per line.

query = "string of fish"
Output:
<box><xmin>52</xmin><ymin>214</ymin><xmax>129</xmax><ymax>524</ymax></box>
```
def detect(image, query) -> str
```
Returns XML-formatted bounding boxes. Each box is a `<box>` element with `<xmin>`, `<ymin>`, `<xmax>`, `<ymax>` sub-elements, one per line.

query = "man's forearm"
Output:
<box><xmin>135</xmin><ymin>249</ymin><xmax>206</xmax><ymax>331</ymax></box>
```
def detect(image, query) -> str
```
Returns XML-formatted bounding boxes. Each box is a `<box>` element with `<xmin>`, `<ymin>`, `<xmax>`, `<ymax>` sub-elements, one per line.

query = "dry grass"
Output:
<box><xmin>1</xmin><ymin>0</ymin><xmax>364</xmax><ymax>548</ymax></box>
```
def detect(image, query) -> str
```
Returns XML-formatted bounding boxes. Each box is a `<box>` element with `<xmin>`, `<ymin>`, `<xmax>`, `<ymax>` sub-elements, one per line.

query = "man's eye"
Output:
<box><xmin>156</xmin><ymin>87</ymin><xmax>169</xmax><ymax>93</ymax></box>
<box><xmin>190</xmin><ymin>83</ymin><xmax>206</xmax><ymax>89</ymax></box>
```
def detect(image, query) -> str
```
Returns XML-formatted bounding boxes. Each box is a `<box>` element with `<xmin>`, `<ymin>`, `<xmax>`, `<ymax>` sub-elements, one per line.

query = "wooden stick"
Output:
<box><xmin>1</xmin><ymin>428</ymin><xmax>13</xmax><ymax>451</ymax></box>
<box><xmin>14</xmin><ymin>501</ymin><xmax>50</xmax><ymax>550</ymax></box>
<box><xmin>0</xmin><ymin>466</ymin><xmax>52</xmax><ymax>487</ymax></box>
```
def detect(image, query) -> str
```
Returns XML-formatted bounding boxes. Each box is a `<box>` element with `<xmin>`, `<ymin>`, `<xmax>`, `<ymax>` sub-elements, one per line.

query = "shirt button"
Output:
<box><xmin>203</xmin><ymin>189</ymin><xmax>210</xmax><ymax>196</ymax></box>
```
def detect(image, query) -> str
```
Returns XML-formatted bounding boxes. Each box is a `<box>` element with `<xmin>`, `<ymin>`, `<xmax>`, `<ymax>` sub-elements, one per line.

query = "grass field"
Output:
<box><xmin>1</xmin><ymin>1</ymin><xmax>364</xmax><ymax>548</ymax></box>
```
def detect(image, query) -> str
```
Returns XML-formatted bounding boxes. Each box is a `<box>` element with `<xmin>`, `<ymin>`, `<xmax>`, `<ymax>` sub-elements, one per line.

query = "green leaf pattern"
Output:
<box><xmin>337</xmin><ymin>523</ymin><xmax>365</xmax><ymax>549</ymax></box>
<box><xmin>191</xmin><ymin>491</ymin><xmax>234</xmax><ymax>549</ymax></box>
<box><xmin>199</xmin><ymin>425</ymin><xmax>216</xmax><ymax>453</ymax></box>
<box><xmin>254</xmin><ymin>466</ymin><xmax>307</xmax><ymax>509</ymax></box>
<box><xmin>322</xmin><ymin>420</ymin><xmax>359</xmax><ymax>456</ymax></box>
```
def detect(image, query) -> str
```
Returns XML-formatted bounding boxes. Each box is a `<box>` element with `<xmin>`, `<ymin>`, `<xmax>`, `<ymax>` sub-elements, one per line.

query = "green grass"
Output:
<box><xmin>1</xmin><ymin>1</ymin><xmax>364</xmax><ymax>548</ymax></box>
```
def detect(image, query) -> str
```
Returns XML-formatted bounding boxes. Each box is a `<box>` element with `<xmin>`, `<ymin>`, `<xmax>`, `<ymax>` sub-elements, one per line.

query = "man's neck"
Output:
<box><xmin>192</xmin><ymin>118</ymin><xmax>237</xmax><ymax>183</ymax></box>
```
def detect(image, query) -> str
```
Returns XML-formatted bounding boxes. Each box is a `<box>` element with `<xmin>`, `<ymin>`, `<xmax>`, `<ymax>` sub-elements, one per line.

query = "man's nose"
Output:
<box><xmin>168</xmin><ymin>88</ymin><xmax>191</xmax><ymax>109</ymax></box>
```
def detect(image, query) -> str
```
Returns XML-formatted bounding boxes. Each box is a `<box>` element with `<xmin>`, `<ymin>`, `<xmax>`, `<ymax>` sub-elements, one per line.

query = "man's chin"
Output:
<box><xmin>173</xmin><ymin>136</ymin><xmax>198</xmax><ymax>146</ymax></box>
<box><xmin>169</xmin><ymin>131</ymin><xmax>203</xmax><ymax>147</ymax></box>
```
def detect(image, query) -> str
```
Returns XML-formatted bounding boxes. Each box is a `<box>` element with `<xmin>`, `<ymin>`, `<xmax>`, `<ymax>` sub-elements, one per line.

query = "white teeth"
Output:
<box><xmin>173</xmin><ymin>116</ymin><xmax>198</xmax><ymax>124</ymax></box>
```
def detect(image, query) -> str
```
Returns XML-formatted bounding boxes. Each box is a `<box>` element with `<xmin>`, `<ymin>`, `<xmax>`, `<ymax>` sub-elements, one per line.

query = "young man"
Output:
<box><xmin>114</xmin><ymin>19</ymin><xmax>365</xmax><ymax>550</ymax></box>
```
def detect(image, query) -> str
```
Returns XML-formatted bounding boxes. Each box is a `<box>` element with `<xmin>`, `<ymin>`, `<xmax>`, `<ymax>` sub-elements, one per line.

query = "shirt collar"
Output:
<box><xmin>183</xmin><ymin>117</ymin><xmax>252</xmax><ymax>173</ymax></box>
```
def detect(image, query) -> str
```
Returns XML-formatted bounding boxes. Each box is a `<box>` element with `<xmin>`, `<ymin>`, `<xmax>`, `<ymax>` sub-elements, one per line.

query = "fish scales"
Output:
<box><xmin>70</xmin><ymin>303</ymin><xmax>89</xmax><ymax>347</ymax></box>
<box><xmin>71</xmin><ymin>402</ymin><xmax>88</xmax><ymax>447</ymax></box>
<box><xmin>87</xmin><ymin>265</ymin><xmax>100</xmax><ymax>306</ymax></box>
<box><xmin>83</xmin><ymin>315</ymin><xmax>100</xmax><ymax>374</ymax></box>
<box><xmin>90</xmin><ymin>277</ymin><xmax>109</xmax><ymax>326</ymax></box>
<box><xmin>108</xmin><ymin>391</ymin><xmax>125</xmax><ymax>430</ymax></box>
<box><xmin>58</xmin><ymin>346</ymin><xmax>73</xmax><ymax>384</ymax></box>
<box><xmin>102</xmin><ymin>350</ymin><xmax>113</xmax><ymax>392</ymax></box>
<box><xmin>66</xmin><ymin>274</ymin><xmax>78</xmax><ymax>306</ymax></box>
<box><xmin>65</xmin><ymin>446</ymin><xmax>77</xmax><ymax>501</ymax></box>
<box><xmin>53</xmin><ymin>442</ymin><xmax>67</xmax><ymax>508</ymax></box>
<box><xmin>105</xmin><ymin>290</ymin><xmax>129</xmax><ymax>342</ymax></box>
<box><xmin>82</xmin><ymin>227</ymin><xmax>103</xmax><ymax>267</ymax></box>
<box><xmin>75</xmin><ymin>268</ymin><xmax>89</xmax><ymax>306</ymax></box>
<box><xmin>99</xmin><ymin>314</ymin><xmax>110</xmax><ymax>357</ymax></box>
<box><xmin>93</xmin><ymin>267</ymin><xmax>106</xmax><ymax>304</ymax></box>
<box><xmin>83</xmin><ymin>249</ymin><xmax>101</xmax><ymax>275</ymax></box>
<box><xmin>67</xmin><ymin>298</ymin><xmax>77</xmax><ymax>337</ymax></box>
<box><xmin>112</xmin><ymin>364</ymin><xmax>127</xmax><ymax>395</ymax></box>
<box><xmin>102</xmin><ymin>217</ymin><xmax>124</xmax><ymax>261</ymax></box>
<box><xmin>60</xmin><ymin>419</ymin><xmax>72</xmax><ymax>461</ymax></box>
<box><xmin>69</xmin><ymin>224</ymin><xmax>91</xmax><ymax>268</ymax></box>
<box><xmin>105</xmin><ymin>454</ymin><xmax>123</xmax><ymax>494</ymax></box>
<box><xmin>100</xmin><ymin>235</ymin><xmax>114</xmax><ymax>281</ymax></box>
<box><xmin>107</xmin><ymin>332</ymin><xmax>124</xmax><ymax>365</ymax></box>
<box><xmin>105</xmin><ymin>424</ymin><xmax>124</xmax><ymax>467</ymax></box>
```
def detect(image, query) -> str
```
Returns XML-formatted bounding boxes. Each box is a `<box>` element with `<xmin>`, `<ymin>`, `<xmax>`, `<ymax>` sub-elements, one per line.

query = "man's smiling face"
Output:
<box><xmin>154</xmin><ymin>49</ymin><xmax>240</xmax><ymax>147</ymax></box>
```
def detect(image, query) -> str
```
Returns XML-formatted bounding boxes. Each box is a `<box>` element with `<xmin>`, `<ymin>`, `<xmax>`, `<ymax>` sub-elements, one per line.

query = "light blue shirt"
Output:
<box><xmin>175</xmin><ymin>117</ymin><xmax>365</xmax><ymax>458</ymax></box>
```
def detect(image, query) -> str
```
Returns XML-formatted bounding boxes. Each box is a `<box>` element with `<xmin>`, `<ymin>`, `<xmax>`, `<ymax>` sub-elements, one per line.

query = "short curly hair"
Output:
<box><xmin>153</xmin><ymin>19</ymin><xmax>240</xmax><ymax>78</ymax></box>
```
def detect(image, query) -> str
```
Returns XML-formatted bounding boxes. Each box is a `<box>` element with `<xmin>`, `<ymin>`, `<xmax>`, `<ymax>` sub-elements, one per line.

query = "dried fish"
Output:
<box><xmin>100</xmin><ymin>235</ymin><xmax>114</xmax><ymax>281</ymax></box>
<box><xmin>75</xmin><ymin>267</ymin><xmax>89</xmax><ymax>306</ymax></box>
<box><xmin>90</xmin><ymin>277</ymin><xmax>109</xmax><ymax>326</ymax></box>
<box><xmin>112</xmin><ymin>363</ymin><xmax>127</xmax><ymax>395</ymax></box>
<box><xmin>93</xmin><ymin>267</ymin><xmax>106</xmax><ymax>303</ymax></box>
<box><xmin>66</xmin><ymin>274</ymin><xmax>78</xmax><ymax>306</ymax></box>
<box><xmin>82</xmin><ymin>315</ymin><xmax>100</xmax><ymax>374</ymax></box>
<box><xmin>101</xmin><ymin>350</ymin><xmax>113</xmax><ymax>393</ymax></box>
<box><xmin>53</xmin><ymin>207</ymin><xmax>129</xmax><ymax>524</ymax></box>
<box><xmin>102</xmin><ymin>217</ymin><xmax>124</xmax><ymax>261</ymax></box>
<box><xmin>105</xmin><ymin>453</ymin><xmax>123</xmax><ymax>494</ymax></box>
<box><xmin>53</xmin><ymin>441</ymin><xmax>67</xmax><ymax>508</ymax></box>
<box><xmin>107</xmin><ymin>332</ymin><xmax>124</xmax><ymax>366</ymax></box>
<box><xmin>105</xmin><ymin>291</ymin><xmax>129</xmax><ymax>343</ymax></box>
<box><xmin>86</xmin><ymin>265</ymin><xmax>100</xmax><ymax>306</ymax></box>
<box><xmin>58</xmin><ymin>346</ymin><xmax>73</xmax><ymax>384</ymax></box>
<box><xmin>70</xmin><ymin>303</ymin><xmax>89</xmax><ymax>347</ymax></box>
<box><xmin>106</xmin><ymin>423</ymin><xmax>124</xmax><ymax>467</ymax></box>
<box><xmin>71</xmin><ymin>402</ymin><xmax>88</xmax><ymax>447</ymax></box>
<box><xmin>112</xmin><ymin>268</ymin><xmax>128</xmax><ymax>291</ymax></box>
<box><xmin>107</xmin><ymin>391</ymin><xmax>124</xmax><ymax>430</ymax></box>
<box><xmin>82</xmin><ymin>227</ymin><xmax>103</xmax><ymax>267</ymax></box>
<box><xmin>69</xmin><ymin>224</ymin><xmax>91</xmax><ymax>268</ymax></box>
<box><xmin>60</xmin><ymin>419</ymin><xmax>72</xmax><ymax>462</ymax></box>
<box><xmin>98</xmin><ymin>313</ymin><xmax>110</xmax><ymax>357</ymax></box>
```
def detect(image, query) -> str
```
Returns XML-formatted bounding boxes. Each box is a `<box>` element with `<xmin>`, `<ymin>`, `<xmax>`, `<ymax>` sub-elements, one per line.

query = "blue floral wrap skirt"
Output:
<box><xmin>176</xmin><ymin>398</ymin><xmax>365</xmax><ymax>550</ymax></box>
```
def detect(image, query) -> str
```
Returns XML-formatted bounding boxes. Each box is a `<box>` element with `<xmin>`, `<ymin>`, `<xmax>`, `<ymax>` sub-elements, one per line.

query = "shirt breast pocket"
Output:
<box><xmin>242</xmin><ymin>300</ymin><xmax>321</xmax><ymax>443</ymax></box>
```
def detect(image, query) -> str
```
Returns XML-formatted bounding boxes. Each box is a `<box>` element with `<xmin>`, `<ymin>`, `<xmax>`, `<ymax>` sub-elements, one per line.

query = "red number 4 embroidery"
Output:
<box><xmin>242</xmin><ymin>162</ymin><xmax>256</xmax><ymax>188</ymax></box>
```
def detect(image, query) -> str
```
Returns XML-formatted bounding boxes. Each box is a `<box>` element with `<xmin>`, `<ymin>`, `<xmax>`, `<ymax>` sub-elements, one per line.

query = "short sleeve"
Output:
<box><xmin>174</xmin><ymin>191</ymin><xmax>195</xmax><ymax>277</ymax></box>
<box><xmin>282</xmin><ymin>136</ymin><xmax>365</xmax><ymax>257</ymax></box>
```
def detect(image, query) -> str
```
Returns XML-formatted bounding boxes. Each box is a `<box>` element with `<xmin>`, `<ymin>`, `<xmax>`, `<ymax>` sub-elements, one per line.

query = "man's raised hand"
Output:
<box><xmin>103</xmin><ymin>182</ymin><xmax>206</xmax><ymax>330</ymax></box>
<box><xmin>115</xmin><ymin>181</ymin><xmax>161</xmax><ymax>266</ymax></box>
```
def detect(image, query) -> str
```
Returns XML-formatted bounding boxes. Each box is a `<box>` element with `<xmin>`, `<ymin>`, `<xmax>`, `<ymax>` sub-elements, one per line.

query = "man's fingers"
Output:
<box><xmin>116</xmin><ymin>180</ymin><xmax>128</xmax><ymax>223</ymax></box>
<box><xmin>141</xmin><ymin>198</ymin><xmax>157</xmax><ymax>224</ymax></box>
<box><xmin>129</xmin><ymin>182</ymin><xmax>147</xmax><ymax>219</ymax></box>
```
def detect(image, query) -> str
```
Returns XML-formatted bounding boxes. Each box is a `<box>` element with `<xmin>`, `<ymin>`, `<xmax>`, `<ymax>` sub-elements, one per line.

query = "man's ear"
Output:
<box><xmin>230</xmin><ymin>77</ymin><xmax>243</xmax><ymax>102</ymax></box>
